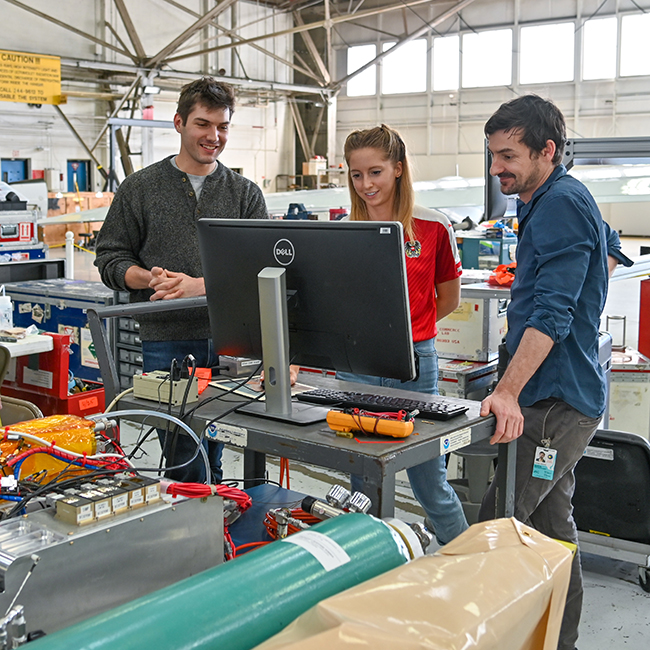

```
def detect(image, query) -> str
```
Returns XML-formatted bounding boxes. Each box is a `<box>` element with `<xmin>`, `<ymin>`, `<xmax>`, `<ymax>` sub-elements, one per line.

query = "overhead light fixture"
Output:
<box><xmin>143</xmin><ymin>85</ymin><xmax>161</xmax><ymax>94</ymax></box>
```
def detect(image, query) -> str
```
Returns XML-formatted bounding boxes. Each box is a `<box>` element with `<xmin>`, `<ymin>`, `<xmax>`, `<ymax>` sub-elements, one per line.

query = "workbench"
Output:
<box><xmin>88</xmin><ymin>299</ymin><xmax>515</xmax><ymax>520</ymax></box>
<box><xmin>115</xmin><ymin>373</ymin><xmax>513</xmax><ymax>519</ymax></box>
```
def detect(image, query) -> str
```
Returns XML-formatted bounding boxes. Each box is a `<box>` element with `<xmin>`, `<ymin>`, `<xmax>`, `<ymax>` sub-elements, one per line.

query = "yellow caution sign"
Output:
<box><xmin>0</xmin><ymin>49</ymin><xmax>65</xmax><ymax>105</ymax></box>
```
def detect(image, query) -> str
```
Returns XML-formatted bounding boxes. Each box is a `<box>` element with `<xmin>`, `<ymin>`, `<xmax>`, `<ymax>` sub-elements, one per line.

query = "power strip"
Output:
<box><xmin>132</xmin><ymin>370</ymin><xmax>199</xmax><ymax>405</ymax></box>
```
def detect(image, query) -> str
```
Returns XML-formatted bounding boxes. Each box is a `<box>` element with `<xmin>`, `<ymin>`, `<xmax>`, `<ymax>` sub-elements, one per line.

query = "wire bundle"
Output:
<box><xmin>162</xmin><ymin>481</ymin><xmax>252</xmax><ymax>513</ymax></box>
<box><xmin>345</xmin><ymin>408</ymin><xmax>413</xmax><ymax>436</ymax></box>
<box><xmin>161</xmin><ymin>481</ymin><xmax>253</xmax><ymax>561</ymax></box>
<box><xmin>7</xmin><ymin>445</ymin><xmax>131</xmax><ymax>479</ymax></box>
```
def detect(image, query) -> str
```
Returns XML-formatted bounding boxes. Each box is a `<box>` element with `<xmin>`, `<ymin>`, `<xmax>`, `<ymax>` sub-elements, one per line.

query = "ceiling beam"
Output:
<box><xmin>166</xmin><ymin>0</ymin><xmax>464</xmax><ymax>61</ymax></box>
<box><xmin>90</xmin><ymin>74</ymin><xmax>142</xmax><ymax>152</ymax></box>
<box><xmin>114</xmin><ymin>0</ymin><xmax>147</xmax><ymax>61</ymax></box>
<box><xmin>289</xmin><ymin>100</ymin><xmax>313</xmax><ymax>162</ymax></box>
<box><xmin>53</xmin><ymin>105</ymin><xmax>109</xmax><ymax>181</ymax></box>
<box><xmin>160</xmin><ymin>0</ymin><xmax>325</xmax><ymax>85</ymax></box>
<box><xmin>294</xmin><ymin>11</ymin><xmax>330</xmax><ymax>84</ymax></box>
<box><xmin>332</xmin><ymin>0</ymin><xmax>479</xmax><ymax>92</ymax></box>
<box><xmin>2</xmin><ymin>0</ymin><xmax>138</xmax><ymax>63</ymax></box>
<box><xmin>146</xmin><ymin>0</ymin><xmax>238</xmax><ymax>68</ymax></box>
<box><xmin>105</xmin><ymin>20</ymin><xmax>134</xmax><ymax>56</ymax></box>
<box><xmin>59</xmin><ymin>57</ymin><xmax>331</xmax><ymax>97</ymax></box>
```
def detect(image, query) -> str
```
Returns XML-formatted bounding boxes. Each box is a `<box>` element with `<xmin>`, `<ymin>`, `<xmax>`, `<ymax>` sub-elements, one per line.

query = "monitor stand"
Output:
<box><xmin>237</xmin><ymin>267</ymin><xmax>329</xmax><ymax>425</ymax></box>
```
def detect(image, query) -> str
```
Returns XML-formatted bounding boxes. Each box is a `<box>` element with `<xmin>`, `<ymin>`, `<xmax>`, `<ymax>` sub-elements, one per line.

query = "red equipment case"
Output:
<box><xmin>2</xmin><ymin>332</ymin><xmax>105</xmax><ymax>418</ymax></box>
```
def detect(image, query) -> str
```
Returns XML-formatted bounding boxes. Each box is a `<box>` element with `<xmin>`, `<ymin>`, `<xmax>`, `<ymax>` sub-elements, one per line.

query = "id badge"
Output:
<box><xmin>532</xmin><ymin>446</ymin><xmax>557</xmax><ymax>481</ymax></box>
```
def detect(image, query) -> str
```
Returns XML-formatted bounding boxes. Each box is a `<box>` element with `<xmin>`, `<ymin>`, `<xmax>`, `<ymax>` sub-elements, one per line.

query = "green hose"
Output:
<box><xmin>28</xmin><ymin>513</ymin><xmax>409</xmax><ymax>650</ymax></box>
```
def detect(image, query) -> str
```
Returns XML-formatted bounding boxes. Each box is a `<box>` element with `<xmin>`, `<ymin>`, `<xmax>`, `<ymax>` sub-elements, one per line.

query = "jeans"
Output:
<box><xmin>337</xmin><ymin>338</ymin><xmax>469</xmax><ymax>545</ymax></box>
<box><xmin>478</xmin><ymin>398</ymin><xmax>600</xmax><ymax>650</ymax></box>
<box><xmin>142</xmin><ymin>339</ymin><xmax>223</xmax><ymax>483</ymax></box>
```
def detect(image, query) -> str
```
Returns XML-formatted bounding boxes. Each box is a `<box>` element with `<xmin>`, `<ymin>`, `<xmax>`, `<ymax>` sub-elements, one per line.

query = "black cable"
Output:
<box><xmin>202</xmin><ymin>391</ymin><xmax>265</xmax><ymax>431</ymax></box>
<box><xmin>221</xmin><ymin>477</ymin><xmax>282</xmax><ymax>489</ymax></box>
<box><xmin>3</xmin><ymin>467</ymin><xmax>124</xmax><ymax>519</ymax></box>
<box><xmin>167</xmin><ymin>355</ymin><xmax>197</xmax><ymax>466</ymax></box>
<box><xmin>181</xmin><ymin>361</ymin><xmax>264</xmax><ymax>429</ymax></box>
<box><xmin>125</xmin><ymin>424</ymin><xmax>158</xmax><ymax>461</ymax></box>
<box><xmin>174</xmin><ymin>362</ymin><xmax>265</xmax><ymax>479</ymax></box>
<box><xmin>153</xmin><ymin>361</ymin><xmax>176</xmax><ymax>471</ymax></box>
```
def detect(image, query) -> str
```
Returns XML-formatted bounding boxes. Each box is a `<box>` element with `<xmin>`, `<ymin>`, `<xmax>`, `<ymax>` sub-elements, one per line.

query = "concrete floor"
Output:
<box><xmin>58</xmin><ymin>236</ymin><xmax>650</xmax><ymax>649</ymax></box>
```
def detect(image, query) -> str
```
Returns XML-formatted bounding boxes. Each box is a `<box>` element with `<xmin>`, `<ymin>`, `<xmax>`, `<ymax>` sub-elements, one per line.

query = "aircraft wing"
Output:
<box><xmin>37</xmin><ymin>206</ymin><xmax>109</xmax><ymax>225</ymax></box>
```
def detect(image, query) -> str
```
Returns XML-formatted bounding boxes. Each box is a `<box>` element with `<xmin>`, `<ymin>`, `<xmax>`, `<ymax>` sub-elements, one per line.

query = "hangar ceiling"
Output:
<box><xmin>2</xmin><ymin>0</ymin><xmax>477</xmax><ymax>99</ymax></box>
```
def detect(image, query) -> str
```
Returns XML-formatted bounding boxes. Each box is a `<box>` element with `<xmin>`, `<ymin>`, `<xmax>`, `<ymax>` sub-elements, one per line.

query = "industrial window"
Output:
<box><xmin>520</xmin><ymin>22</ymin><xmax>574</xmax><ymax>84</ymax></box>
<box><xmin>432</xmin><ymin>34</ymin><xmax>459</xmax><ymax>91</ymax></box>
<box><xmin>381</xmin><ymin>39</ymin><xmax>427</xmax><ymax>94</ymax></box>
<box><xmin>583</xmin><ymin>16</ymin><xmax>617</xmax><ymax>80</ymax></box>
<box><xmin>620</xmin><ymin>13</ymin><xmax>650</xmax><ymax>77</ymax></box>
<box><xmin>347</xmin><ymin>44</ymin><xmax>377</xmax><ymax>96</ymax></box>
<box><xmin>462</xmin><ymin>29</ymin><xmax>512</xmax><ymax>88</ymax></box>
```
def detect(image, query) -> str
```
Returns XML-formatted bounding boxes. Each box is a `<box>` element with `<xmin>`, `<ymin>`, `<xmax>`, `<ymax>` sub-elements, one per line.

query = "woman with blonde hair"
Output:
<box><xmin>339</xmin><ymin>124</ymin><xmax>468</xmax><ymax>545</ymax></box>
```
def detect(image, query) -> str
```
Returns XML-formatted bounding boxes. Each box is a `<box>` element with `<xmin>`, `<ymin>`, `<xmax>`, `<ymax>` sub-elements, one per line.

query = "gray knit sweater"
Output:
<box><xmin>95</xmin><ymin>156</ymin><xmax>268</xmax><ymax>341</ymax></box>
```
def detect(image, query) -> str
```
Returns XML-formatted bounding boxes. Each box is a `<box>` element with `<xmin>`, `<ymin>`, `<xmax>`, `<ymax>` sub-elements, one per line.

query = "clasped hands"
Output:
<box><xmin>149</xmin><ymin>266</ymin><xmax>204</xmax><ymax>301</ymax></box>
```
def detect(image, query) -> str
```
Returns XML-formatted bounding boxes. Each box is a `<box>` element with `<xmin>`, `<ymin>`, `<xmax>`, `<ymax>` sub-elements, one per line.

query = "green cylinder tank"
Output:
<box><xmin>28</xmin><ymin>513</ymin><xmax>409</xmax><ymax>650</ymax></box>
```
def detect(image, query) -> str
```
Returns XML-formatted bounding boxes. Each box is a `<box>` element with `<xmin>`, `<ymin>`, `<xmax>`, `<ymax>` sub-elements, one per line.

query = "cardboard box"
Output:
<box><xmin>41</xmin><ymin>192</ymin><xmax>113</xmax><ymax>245</ymax></box>
<box><xmin>302</xmin><ymin>160</ymin><xmax>327</xmax><ymax>175</ymax></box>
<box><xmin>609</xmin><ymin>347</ymin><xmax>650</xmax><ymax>439</ymax></box>
<box><xmin>437</xmin><ymin>296</ymin><xmax>508</xmax><ymax>362</ymax></box>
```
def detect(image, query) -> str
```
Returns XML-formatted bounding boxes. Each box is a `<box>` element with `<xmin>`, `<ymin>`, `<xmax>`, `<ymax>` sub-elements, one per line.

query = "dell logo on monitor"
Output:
<box><xmin>273</xmin><ymin>239</ymin><xmax>295</xmax><ymax>266</ymax></box>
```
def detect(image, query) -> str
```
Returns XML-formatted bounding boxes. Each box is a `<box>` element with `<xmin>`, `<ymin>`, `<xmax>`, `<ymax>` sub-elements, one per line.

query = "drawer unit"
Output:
<box><xmin>113</xmin><ymin>291</ymin><xmax>143</xmax><ymax>389</ymax></box>
<box><xmin>119</xmin><ymin>348</ymin><xmax>143</xmax><ymax>364</ymax></box>
<box><xmin>5</xmin><ymin>279</ymin><xmax>114</xmax><ymax>383</ymax></box>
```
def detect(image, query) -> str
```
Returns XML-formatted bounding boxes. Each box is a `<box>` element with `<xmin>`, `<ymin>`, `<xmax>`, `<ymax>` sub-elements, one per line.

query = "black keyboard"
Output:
<box><xmin>296</xmin><ymin>388</ymin><xmax>469</xmax><ymax>421</ymax></box>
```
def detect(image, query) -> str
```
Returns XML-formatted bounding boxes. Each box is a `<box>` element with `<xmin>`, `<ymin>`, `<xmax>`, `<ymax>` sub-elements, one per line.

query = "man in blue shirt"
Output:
<box><xmin>478</xmin><ymin>94</ymin><xmax>632</xmax><ymax>650</ymax></box>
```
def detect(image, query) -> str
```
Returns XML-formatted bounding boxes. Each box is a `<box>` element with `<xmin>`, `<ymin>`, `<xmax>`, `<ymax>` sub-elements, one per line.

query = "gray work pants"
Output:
<box><xmin>479</xmin><ymin>398</ymin><xmax>600</xmax><ymax>650</ymax></box>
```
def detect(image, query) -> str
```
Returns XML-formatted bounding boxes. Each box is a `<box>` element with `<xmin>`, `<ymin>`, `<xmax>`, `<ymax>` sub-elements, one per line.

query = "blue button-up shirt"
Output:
<box><xmin>506</xmin><ymin>164</ymin><xmax>630</xmax><ymax>418</ymax></box>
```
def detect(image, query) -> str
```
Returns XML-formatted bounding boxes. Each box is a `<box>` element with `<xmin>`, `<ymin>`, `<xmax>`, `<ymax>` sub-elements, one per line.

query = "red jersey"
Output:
<box><xmin>406</xmin><ymin>205</ymin><xmax>462</xmax><ymax>342</ymax></box>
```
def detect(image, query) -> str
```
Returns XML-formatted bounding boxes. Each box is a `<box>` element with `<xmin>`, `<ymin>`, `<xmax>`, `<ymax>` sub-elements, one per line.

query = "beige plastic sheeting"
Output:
<box><xmin>256</xmin><ymin>518</ymin><xmax>573</xmax><ymax>650</ymax></box>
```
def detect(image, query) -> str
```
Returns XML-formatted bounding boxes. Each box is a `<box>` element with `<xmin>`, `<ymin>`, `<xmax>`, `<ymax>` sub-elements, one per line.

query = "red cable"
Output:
<box><xmin>164</xmin><ymin>483</ymin><xmax>252</xmax><ymax>512</ymax></box>
<box><xmin>6</xmin><ymin>446</ymin><xmax>130</xmax><ymax>470</ymax></box>
<box><xmin>234</xmin><ymin>541</ymin><xmax>270</xmax><ymax>555</ymax></box>
<box><xmin>279</xmin><ymin>457</ymin><xmax>290</xmax><ymax>489</ymax></box>
<box><xmin>224</xmin><ymin>526</ymin><xmax>236</xmax><ymax>561</ymax></box>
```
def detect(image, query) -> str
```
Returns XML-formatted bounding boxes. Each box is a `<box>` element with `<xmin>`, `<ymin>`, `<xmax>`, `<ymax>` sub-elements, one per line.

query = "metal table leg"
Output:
<box><xmin>243</xmin><ymin>449</ymin><xmax>266</xmax><ymax>489</ymax></box>
<box><xmin>360</xmin><ymin>464</ymin><xmax>396</xmax><ymax>519</ymax></box>
<box><xmin>496</xmin><ymin>439</ymin><xmax>516</xmax><ymax>518</ymax></box>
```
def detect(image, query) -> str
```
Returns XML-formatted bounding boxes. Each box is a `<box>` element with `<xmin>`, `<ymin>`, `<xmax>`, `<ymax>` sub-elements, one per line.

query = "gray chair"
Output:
<box><xmin>448</xmin><ymin>439</ymin><xmax>498</xmax><ymax>525</ymax></box>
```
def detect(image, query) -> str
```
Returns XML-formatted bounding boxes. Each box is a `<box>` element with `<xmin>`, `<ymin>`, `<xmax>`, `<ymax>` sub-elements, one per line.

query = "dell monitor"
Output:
<box><xmin>197</xmin><ymin>219</ymin><xmax>416</xmax><ymax>424</ymax></box>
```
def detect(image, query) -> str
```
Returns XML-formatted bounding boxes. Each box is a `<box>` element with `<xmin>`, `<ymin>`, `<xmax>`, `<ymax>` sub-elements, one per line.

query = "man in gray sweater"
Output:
<box><xmin>95</xmin><ymin>77</ymin><xmax>268</xmax><ymax>483</ymax></box>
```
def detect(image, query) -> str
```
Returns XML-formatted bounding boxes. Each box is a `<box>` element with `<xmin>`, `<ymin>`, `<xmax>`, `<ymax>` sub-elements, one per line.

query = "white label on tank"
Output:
<box><xmin>440</xmin><ymin>427</ymin><xmax>472</xmax><ymax>455</ymax></box>
<box><xmin>583</xmin><ymin>446</ymin><xmax>614</xmax><ymax>461</ymax></box>
<box><xmin>205</xmin><ymin>423</ymin><xmax>247</xmax><ymax>447</ymax></box>
<box><xmin>282</xmin><ymin>530</ymin><xmax>351</xmax><ymax>571</ymax></box>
